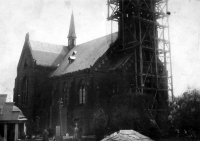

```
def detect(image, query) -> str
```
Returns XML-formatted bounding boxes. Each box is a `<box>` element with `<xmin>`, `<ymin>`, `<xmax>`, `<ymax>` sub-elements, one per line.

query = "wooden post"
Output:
<box><xmin>14</xmin><ymin>123</ymin><xmax>19</xmax><ymax>141</ymax></box>
<box><xmin>4</xmin><ymin>124</ymin><xmax>7</xmax><ymax>141</ymax></box>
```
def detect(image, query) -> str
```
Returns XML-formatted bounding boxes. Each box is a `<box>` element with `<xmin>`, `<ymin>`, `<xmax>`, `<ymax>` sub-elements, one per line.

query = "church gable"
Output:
<box><xmin>17</xmin><ymin>33</ymin><xmax>35</xmax><ymax>72</ymax></box>
<box><xmin>18</xmin><ymin>32</ymin><xmax>70</xmax><ymax>71</ymax></box>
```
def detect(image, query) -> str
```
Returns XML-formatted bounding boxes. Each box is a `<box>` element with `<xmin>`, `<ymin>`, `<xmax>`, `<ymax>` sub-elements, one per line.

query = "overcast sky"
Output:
<box><xmin>0</xmin><ymin>0</ymin><xmax>200</xmax><ymax>101</ymax></box>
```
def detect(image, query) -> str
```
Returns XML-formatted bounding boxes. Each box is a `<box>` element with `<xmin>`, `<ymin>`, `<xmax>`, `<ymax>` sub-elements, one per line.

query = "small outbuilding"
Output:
<box><xmin>0</xmin><ymin>94</ymin><xmax>27</xmax><ymax>141</ymax></box>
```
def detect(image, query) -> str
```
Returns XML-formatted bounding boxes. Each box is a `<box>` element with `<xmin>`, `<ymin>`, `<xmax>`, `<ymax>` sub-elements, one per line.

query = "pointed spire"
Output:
<box><xmin>68</xmin><ymin>12</ymin><xmax>76</xmax><ymax>38</ymax></box>
<box><xmin>25</xmin><ymin>32</ymin><xmax>29</xmax><ymax>41</ymax></box>
<box><xmin>68</xmin><ymin>12</ymin><xmax>76</xmax><ymax>49</ymax></box>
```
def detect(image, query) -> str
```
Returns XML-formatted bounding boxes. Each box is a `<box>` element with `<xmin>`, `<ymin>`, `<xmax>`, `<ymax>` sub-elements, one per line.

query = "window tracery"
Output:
<box><xmin>79</xmin><ymin>79</ymin><xmax>86</xmax><ymax>105</ymax></box>
<box><xmin>62</xmin><ymin>82</ymin><xmax>69</xmax><ymax>106</ymax></box>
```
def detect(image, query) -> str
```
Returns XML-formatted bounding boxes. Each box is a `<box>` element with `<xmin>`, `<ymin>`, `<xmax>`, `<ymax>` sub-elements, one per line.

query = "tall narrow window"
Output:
<box><xmin>66</xmin><ymin>87</ymin><xmax>69</xmax><ymax>105</ymax></box>
<box><xmin>79</xmin><ymin>80</ymin><xmax>86</xmax><ymax>105</ymax></box>
<box><xmin>79</xmin><ymin>88</ymin><xmax>82</xmax><ymax>104</ymax></box>
<box><xmin>83</xmin><ymin>87</ymin><xmax>86</xmax><ymax>104</ymax></box>
<box><xmin>62</xmin><ymin>82</ymin><xmax>66</xmax><ymax>103</ymax></box>
<box><xmin>51</xmin><ymin>88</ymin><xmax>55</xmax><ymax>105</ymax></box>
<box><xmin>62</xmin><ymin>82</ymin><xmax>69</xmax><ymax>106</ymax></box>
<box><xmin>22</xmin><ymin>77</ymin><xmax>29</xmax><ymax>104</ymax></box>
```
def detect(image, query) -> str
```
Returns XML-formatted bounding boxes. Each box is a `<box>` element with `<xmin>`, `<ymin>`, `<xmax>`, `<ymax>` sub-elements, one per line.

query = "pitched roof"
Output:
<box><xmin>29</xmin><ymin>40</ymin><xmax>69</xmax><ymax>67</ymax></box>
<box><xmin>0</xmin><ymin>104</ymin><xmax>27</xmax><ymax>122</ymax></box>
<box><xmin>51</xmin><ymin>32</ymin><xmax>118</xmax><ymax>77</ymax></box>
<box><xmin>68</xmin><ymin>12</ymin><xmax>76</xmax><ymax>38</ymax></box>
<box><xmin>0</xmin><ymin>95</ymin><xmax>27</xmax><ymax>122</ymax></box>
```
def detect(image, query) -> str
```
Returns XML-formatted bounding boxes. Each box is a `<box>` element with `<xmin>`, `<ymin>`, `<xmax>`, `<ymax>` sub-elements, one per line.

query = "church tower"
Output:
<box><xmin>68</xmin><ymin>12</ymin><xmax>76</xmax><ymax>49</ymax></box>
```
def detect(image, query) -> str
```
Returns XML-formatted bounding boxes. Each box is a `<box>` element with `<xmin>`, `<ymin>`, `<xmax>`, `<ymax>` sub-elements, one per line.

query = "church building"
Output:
<box><xmin>14</xmin><ymin>4</ymin><xmax>169</xmax><ymax>137</ymax></box>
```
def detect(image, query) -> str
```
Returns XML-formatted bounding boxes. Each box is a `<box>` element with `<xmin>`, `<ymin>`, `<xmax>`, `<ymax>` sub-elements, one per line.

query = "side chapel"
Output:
<box><xmin>13</xmin><ymin>11</ymin><xmax>168</xmax><ymax>136</ymax></box>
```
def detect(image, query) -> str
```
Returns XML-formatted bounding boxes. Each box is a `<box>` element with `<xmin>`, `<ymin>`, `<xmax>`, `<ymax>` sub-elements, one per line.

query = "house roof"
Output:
<box><xmin>51</xmin><ymin>32</ymin><xmax>118</xmax><ymax>77</ymax></box>
<box><xmin>29</xmin><ymin>40</ymin><xmax>69</xmax><ymax>67</ymax></box>
<box><xmin>0</xmin><ymin>95</ymin><xmax>27</xmax><ymax>123</ymax></box>
<box><xmin>0</xmin><ymin>104</ymin><xmax>27</xmax><ymax>122</ymax></box>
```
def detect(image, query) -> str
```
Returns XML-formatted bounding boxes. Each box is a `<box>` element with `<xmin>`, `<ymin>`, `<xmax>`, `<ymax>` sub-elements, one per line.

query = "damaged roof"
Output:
<box><xmin>29</xmin><ymin>40</ymin><xmax>69</xmax><ymax>67</ymax></box>
<box><xmin>109</xmin><ymin>53</ymin><xmax>133</xmax><ymax>70</ymax></box>
<box><xmin>51</xmin><ymin>32</ymin><xmax>118</xmax><ymax>77</ymax></box>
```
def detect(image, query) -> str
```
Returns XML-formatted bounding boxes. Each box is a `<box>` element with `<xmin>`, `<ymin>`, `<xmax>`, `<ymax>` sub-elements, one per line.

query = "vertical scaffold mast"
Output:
<box><xmin>107</xmin><ymin>0</ymin><xmax>173</xmax><ymax>115</ymax></box>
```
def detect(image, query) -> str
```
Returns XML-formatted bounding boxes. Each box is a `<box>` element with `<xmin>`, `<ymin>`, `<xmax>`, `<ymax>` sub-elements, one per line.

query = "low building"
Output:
<box><xmin>0</xmin><ymin>94</ymin><xmax>27</xmax><ymax>141</ymax></box>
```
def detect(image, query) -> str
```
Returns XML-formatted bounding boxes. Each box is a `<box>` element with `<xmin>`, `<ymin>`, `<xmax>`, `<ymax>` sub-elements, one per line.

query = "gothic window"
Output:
<box><xmin>79</xmin><ymin>80</ymin><xmax>86</xmax><ymax>105</ymax></box>
<box><xmin>21</xmin><ymin>77</ymin><xmax>29</xmax><ymax>104</ymax></box>
<box><xmin>51</xmin><ymin>85</ymin><xmax>57</xmax><ymax>105</ymax></box>
<box><xmin>62</xmin><ymin>82</ymin><xmax>69</xmax><ymax>106</ymax></box>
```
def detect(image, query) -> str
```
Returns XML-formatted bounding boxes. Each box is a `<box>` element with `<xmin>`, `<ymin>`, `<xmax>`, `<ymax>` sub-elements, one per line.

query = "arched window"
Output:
<box><xmin>62</xmin><ymin>82</ymin><xmax>69</xmax><ymax>106</ymax></box>
<box><xmin>22</xmin><ymin>77</ymin><xmax>29</xmax><ymax>104</ymax></box>
<box><xmin>79</xmin><ymin>80</ymin><xmax>86</xmax><ymax>105</ymax></box>
<box><xmin>51</xmin><ymin>83</ymin><xmax>59</xmax><ymax>105</ymax></box>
